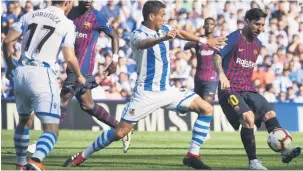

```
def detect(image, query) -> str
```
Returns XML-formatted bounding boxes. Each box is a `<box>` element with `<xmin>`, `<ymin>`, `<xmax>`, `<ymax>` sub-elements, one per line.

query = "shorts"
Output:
<box><xmin>121</xmin><ymin>85</ymin><xmax>199</xmax><ymax>123</ymax></box>
<box><xmin>14</xmin><ymin>66</ymin><xmax>60</xmax><ymax>124</ymax></box>
<box><xmin>62</xmin><ymin>71</ymin><xmax>98</xmax><ymax>97</ymax></box>
<box><xmin>194</xmin><ymin>80</ymin><xmax>218</xmax><ymax>98</ymax></box>
<box><xmin>218</xmin><ymin>91</ymin><xmax>274</xmax><ymax>130</ymax></box>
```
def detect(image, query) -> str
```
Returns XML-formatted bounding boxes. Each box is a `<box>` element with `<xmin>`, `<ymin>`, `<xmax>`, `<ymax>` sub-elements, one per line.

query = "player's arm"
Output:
<box><xmin>2</xmin><ymin>15</ymin><xmax>24</xmax><ymax>79</ymax></box>
<box><xmin>104</xmin><ymin>29</ymin><xmax>119</xmax><ymax>76</ymax></box>
<box><xmin>212</xmin><ymin>52</ymin><xmax>230</xmax><ymax>90</ymax></box>
<box><xmin>135</xmin><ymin>30</ymin><xmax>177</xmax><ymax>50</ymax></box>
<box><xmin>212</xmin><ymin>32</ymin><xmax>237</xmax><ymax>90</ymax></box>
<box><xmin>62</xmin><ymin>23</ymin><xmax>85</xmax><ymax>85</ymax></box>
<box><xmin>176</xmin><ymin>29</ymin><xmax>227</xmax><ymax>49</ymax></box>
<box><xmin>96</xmin><ymin>12</ymin><xmax>120</xmax><ymax>76</ymax></box>
<box><xmin>184</xmin><ymin>41</ymin><xmax>197</xmax><ymax>50</ymax></box>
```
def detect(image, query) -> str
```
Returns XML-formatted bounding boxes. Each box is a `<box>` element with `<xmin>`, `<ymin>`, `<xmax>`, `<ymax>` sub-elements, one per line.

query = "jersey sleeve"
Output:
<box><xmin>96</xmin><ymin>11</ymin><xmax>113</xmax><ymax>35</ymax></box>
<box><xmin>130</xmin><ymin>30</ymin><xmax>148</xmax><ymax>49</ymax></box>
<box><xmin>61</xmin><ymin>21</ymin><xmax>76</xmax><ymax>47</ymax></box>
<box><xmin>218</xmin><ymin>32</ymin><xmax>238</xmax><ymax>58</ymax></box>
<box><xmin>161</xmin><ymin>24</ymin><xmax>173</xmax><ymax>33</ymax></box>
<box><xmin>12</xmin><ymin>14</ymin><xmax>26</xmax><ymax>33</ymax></box>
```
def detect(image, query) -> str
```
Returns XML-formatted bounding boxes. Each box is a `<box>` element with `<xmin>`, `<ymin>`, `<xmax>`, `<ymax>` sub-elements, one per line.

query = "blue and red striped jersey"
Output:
<box><xmin>195</xmin><ymin>40</ymin><xmax>217</xmax><ymax>82</ymax></box>
<box><xmin>68</xmin><ymin>7</ymin><xmax>112</xmax><ymax>74</ymax></box>
<box><xmin>218</xmin><ymin>30</ymin><xmax>262</xmax><ymax>93</ymax></box>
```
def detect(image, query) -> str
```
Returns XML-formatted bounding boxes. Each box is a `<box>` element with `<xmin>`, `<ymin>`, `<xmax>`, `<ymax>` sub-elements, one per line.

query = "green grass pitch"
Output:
<box><xmin>1</xmin><ymin>130</ymin><xmax>303</xmax><ymax>170</ymax></box>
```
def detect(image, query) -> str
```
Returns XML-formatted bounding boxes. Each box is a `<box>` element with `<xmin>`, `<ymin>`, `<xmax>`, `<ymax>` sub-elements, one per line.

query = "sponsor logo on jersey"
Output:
<box><xmin>75</xmin><ymin>31</ymin><xmax>87</xmax><ymax>38</ymax></box>
<box><xmin>236</xmin><ymin>58</ymin><xmax>255</xmax><ymax>68</ymax></box>
<box><xmin>84</xmin><ymin>22</ymin><xmax>91</xmax><ymax>29</ymax></box>
<box><xmin>200</xmin><ymin>50</ymin><xmax>214</xmax><ymax>56</ymax></box>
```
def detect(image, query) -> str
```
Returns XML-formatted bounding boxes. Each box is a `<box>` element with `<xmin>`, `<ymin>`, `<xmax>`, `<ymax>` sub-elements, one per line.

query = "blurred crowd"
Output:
<box><xmin>1</xmin><ymin>0</ymin><xmax>303</xmax><ymax>103</ymax></box>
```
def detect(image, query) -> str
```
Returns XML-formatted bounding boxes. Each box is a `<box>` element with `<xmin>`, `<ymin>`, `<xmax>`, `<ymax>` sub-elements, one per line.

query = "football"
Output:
<box><xmin>267</xmin><ymin>128</ymin><xmax>293</xmax><ymax>152</ymax></box>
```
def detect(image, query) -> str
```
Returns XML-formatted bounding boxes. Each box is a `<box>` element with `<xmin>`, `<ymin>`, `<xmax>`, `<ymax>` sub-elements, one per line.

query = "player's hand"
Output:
<box><xmin>76</xmin><ymin>75</ymin><xmax>86</xmax><ymax>86</ymax></box>
<box><xmin>164</xmin><ymin>30</ymin><xmax>177</xmax><ymax>40</ymax></box>
<box><xmin>206</xmin><ymin>37</ymin><xmax>228</xmax><ymax>50</ymax></box>
<box><xmin>5</xmin><ymin>66</ymin><xmax>15</xmax><ymax>80</ymax></box>
<box><xmin>104</xmin><ymin>62</ymin><xmax>117</xmax><ymax>76</ymax></box>
<box><xmin>219</xmin><ymin>73</ymin><xmax>230</xmax><ymax>90</ymax></box>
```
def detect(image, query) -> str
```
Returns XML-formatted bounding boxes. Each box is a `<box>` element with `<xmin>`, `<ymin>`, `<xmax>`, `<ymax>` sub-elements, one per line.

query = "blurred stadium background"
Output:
<box><xmin>1</xmin><ymin>0</ymin><xmax>303</xmax><ymax>170</ymax></box>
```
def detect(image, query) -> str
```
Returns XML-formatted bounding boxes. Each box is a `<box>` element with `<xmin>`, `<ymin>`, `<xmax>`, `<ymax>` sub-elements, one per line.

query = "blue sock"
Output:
<box><xmin>14</xmin><ymin>126</ymin><xmax>30</xmax><ymax>165</ymax></box>
<box><xmin>32</xmin><ymin>132</ymin><xmax>57</xmax><ymax>162</ymax></box>
<box><xmin>82</xmin><ymin>128</ymin><xmax>115</xmax><ymax>159</ymax></box>
<box><xmin>188</xmin><ymin>115</ymin><xmax>213</xmax><ymax>155</ymax></box>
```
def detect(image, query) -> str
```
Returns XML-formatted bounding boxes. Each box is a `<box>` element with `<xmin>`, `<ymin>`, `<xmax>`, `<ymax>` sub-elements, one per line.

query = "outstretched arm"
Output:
<box><xmin>184</xmin><ymin>41</ymin><xmax>197</xmax><ymax>50</ymax></box>
<box><xmin>176</xmin><ymin>29</ymin><xmax>227</xmax><ymax>49</ymax></box>
<box><xmin>136</xmin><ymin>30</ymin><xmax>177</xmax><ymax>50</ymax></box>
<box><xmin>212</xmin><ymin>52</ymin><xmax>230</xmax><ymax>90</ymax></box>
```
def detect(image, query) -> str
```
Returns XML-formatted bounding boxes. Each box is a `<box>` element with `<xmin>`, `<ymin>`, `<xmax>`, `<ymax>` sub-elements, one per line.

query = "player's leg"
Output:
<box><xmin>165</xmin><ymin>89</ymin><xmax>213</xmax><ymax>169</ymax></box>
<box><xmin>27</xmin><ymin>68</ymin><xmax>61</xmax><ymax>170</ymax></box>
<box><xmin>194</xmin><ymin>81</ymin><xmax>217</xmax><ymax>141</ymax></box>
<box><xmin>63</xmin><ymin>88</ymin><xmax>164</xmax><ymax>167</ymax></box>
<box><xmin>13</xmin><ymin>71</ymin><xmax>33</xmax><ymax>170</ymax></box>
<box><xmin>60</xmin><ymin>88</ymin><xmax>74</xmax><ymax>122</ymax></box>
<box><xmin>219</xmin><ymin>92</ymin><xmax>267</xmax><ymax>170</ymax></box>
<box><xmin>14</xmin><ymin>113</ymin><xmax>34</xmax><ymax>170</ymax></box>
<box><xmin>76</xmin><ymin>89</ymin><xmax>118</xmax><ymax>128</ymax></box>
<box><xmin>182</xmin><ymin>95</ymin><xmax>213</xmax><ymax>169</ymax></box>
<box><xmin>249</xmin><ymin>93</ymin><xmax>301</xmax><ymax>163</ymax></box>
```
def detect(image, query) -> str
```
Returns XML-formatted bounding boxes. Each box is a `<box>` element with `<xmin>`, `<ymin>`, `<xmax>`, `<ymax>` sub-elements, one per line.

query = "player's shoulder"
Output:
<box><xmin>255</xmin><ymin>37</ymin><xmax>262</xmax><ymax>46</ymax></box>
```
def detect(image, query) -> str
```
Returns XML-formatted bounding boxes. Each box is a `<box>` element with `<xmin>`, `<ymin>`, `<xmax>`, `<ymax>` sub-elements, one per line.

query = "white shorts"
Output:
<box><xmin>121</xmin><ymin>85</ymin><xmax>198</xmax><ymax>123</ymax></box>
<box><xmin>14</xmin><ymin>66</ymin><xmax>60</xmax><ymax>124</ymax></box>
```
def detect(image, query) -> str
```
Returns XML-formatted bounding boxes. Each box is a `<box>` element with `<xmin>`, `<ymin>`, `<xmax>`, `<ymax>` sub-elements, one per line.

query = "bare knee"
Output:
<box><xmin>263</xmin><ymin>110</ymin><xmax>276</xmax><ymax>121</ymax></box>
<box><xmin>190</xmin><ymin>97</ymin><xmax>214</xmax><ymax>115</ymax></box>
<box><xmin>80</xmin><ymin>102</ymin><xmax>94</xmax><ymax>111</ymax></box>
<box><xmin>240</xmin><ymin>112</ymin><xmax>255</xmax><ymax>128</ymax></box>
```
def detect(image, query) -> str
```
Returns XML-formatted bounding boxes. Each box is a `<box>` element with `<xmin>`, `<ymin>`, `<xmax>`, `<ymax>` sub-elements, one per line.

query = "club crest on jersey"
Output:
<box><xmin>254</xmin><ymin>50</ymin><xmax>258</xmax><ymax>57</ymax></box>
<box><xmin>84</xmin><ymin>22</ymin><xmax>91</xmax><ymax>29</ymax></box>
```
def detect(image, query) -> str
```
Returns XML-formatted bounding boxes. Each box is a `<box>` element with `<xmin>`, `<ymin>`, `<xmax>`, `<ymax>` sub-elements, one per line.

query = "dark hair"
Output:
<box><xmin>204</xmin><ymin>17</ymin><xmax>215</xmax><ymax>23</ymax></box>
<box><xmin>142</xmin><ymin>1</ymin><xmax>166</xmax><ymax>21</ymax></box>
<box><xmin>52</xmin><ymin>1</ymin><xmax>65</xmax><ymax>5</ymax></box>
<box><xmin>245</xmin><ymin>8</ymin><xmax>267</xmax><ymax>21</ymax></box>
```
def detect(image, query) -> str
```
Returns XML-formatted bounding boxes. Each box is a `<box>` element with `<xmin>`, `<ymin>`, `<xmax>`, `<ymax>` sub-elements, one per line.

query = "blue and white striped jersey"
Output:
<box><xmin>130</xmin><ymin>24</ymin><xmax>171</xmax><ymax>92</ymax></box>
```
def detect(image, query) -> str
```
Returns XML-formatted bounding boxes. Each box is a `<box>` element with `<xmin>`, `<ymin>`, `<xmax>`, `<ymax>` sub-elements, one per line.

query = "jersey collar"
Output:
<box><xmin>47</xmin><ymin>6</ymin><xmax>65</xmax><ymax>15</ymax></box>
<box><xmin>140</xmin><ymin>24</ymin><xmax>157</xmax><ymax>35</ymax></box>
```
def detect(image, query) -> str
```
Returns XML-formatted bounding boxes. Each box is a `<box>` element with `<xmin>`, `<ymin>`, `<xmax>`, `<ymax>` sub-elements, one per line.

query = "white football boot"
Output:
<box><xmin>249</xmin><ymin>159</ymin><xmax>268</xmax><ymax>170</ymax></box>
<box><xmin>122</xmin><ymin>130</ymin><xmax>132</xmax><ymax>153</ymax></box>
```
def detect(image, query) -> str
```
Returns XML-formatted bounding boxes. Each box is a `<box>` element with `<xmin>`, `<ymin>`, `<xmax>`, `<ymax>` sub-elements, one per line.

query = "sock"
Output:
<box><xmin>265</xmin><ymin>117</ymin><xmax>281</xmax><ymax>133</ymax></box>
<box><xmin>82</xmin><ymin>128</ymin><xmax>115</xmax><ymax>159</ymax></box>
<box><xmin>14</xmin><ymin>126</ymin><xmax>30</xmax><ymax>165</ymax></box>
<box><xmin>241</xmin><ymin>127</ymin><xmax>257</xmax><ymax>161</ymax></box>
<box><xmin>188</xmin><ymin>115</ymin><xmax>213</xmax><ymax>156</ymax></box>
<box><xmin>60</xmin><ymin>107</ymin><xmax>68</xmax><ymax>123</ymax></box>
<box><xmin>32</xmin><ymin>132</ymin><xmax>57</xmax><ymax>162</ymax></box>
<box><xmin>87</xmin><ymin>103</ymin><xmax>118</xmax><ymax>128</ymax></box>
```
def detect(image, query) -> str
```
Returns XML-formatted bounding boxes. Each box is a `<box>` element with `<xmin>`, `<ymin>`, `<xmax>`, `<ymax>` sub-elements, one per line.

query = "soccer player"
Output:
<box><xmin>60</xmin><ymin>0</ymin><xmax>131</xmax><ymax>151</ymax></box>
<box><xmin>184</xmin><ymin>17</ymin><xmax>218</xmax><ymax>140</ymax></box>
<box><xmin>2</xmin><ymin>1</ymin><xmax>86</xmax><ymax>170</ymax></box>
<box><xmin>64</xmin><ymin>1</ymin><xmax>226</xmax><ymax>169</ymax></box>
<box><xmin>212</xmin><ymin>8</ymin><xmax>301</xmax><ymax>170</ymax></box>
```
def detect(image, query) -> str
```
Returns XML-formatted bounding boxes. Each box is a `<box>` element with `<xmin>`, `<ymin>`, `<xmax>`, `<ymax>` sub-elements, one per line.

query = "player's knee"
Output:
<box><xmin>80</xmin><ymin>102</ymin><xmax>94</xmax><ymax>112</ymax></box>
<box><xmin>202</xmin><ymin>104</ymin><xmax>214</xmax><ymax>115</ymax></box>
<box><xmin>241</xmin><ymin>112</ymin><xmax>255</xmax><ymax>128</ymax></box>
<box><xmin>263</xmin><ymin>110</ymin><xmax>276</xmax><ymax>121</ymax></box>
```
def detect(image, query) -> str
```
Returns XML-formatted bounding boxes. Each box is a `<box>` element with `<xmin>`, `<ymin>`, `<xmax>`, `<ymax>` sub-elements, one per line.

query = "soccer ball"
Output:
<box><xmin>267</xmin><ymin>128</ymin><xmax>293</xmax><ymax>152</ymax></box>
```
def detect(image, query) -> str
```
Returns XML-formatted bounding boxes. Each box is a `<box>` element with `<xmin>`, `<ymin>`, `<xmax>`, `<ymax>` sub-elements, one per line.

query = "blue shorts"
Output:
<box><xmin>194</xmin><ymin>80</ymin><xmax>218</xmax><ymax>98</ymax></box>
